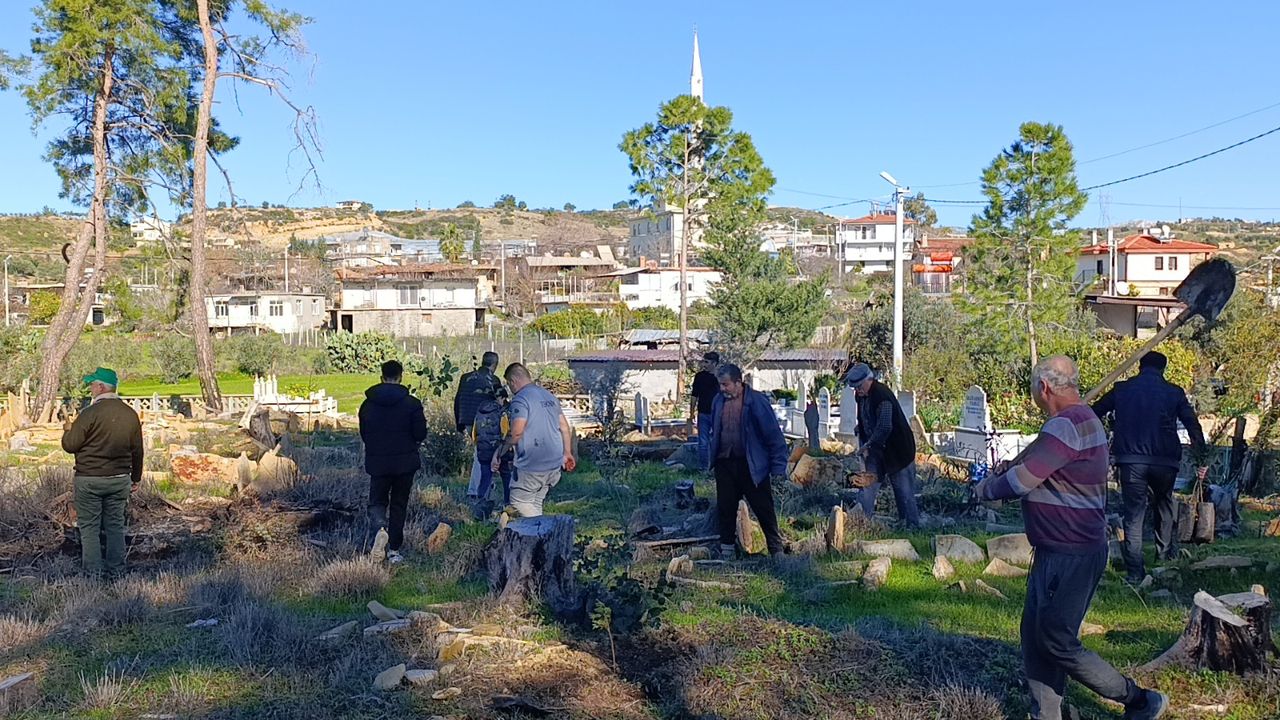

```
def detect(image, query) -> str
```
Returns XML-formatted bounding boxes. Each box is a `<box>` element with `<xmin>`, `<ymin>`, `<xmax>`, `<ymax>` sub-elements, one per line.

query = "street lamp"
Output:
<box><xmin>880</xmin><ymin>171</ymin><xmax>908</xmax><ymax>387</ymax></box>
<box><xmin>3</xmin><ymin>255</ymin><xmax>11</xmax><ymax>327</ymax></box>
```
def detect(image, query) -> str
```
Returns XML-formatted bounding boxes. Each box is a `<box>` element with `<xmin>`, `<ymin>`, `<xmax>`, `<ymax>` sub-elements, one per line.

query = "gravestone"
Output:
<box><xmin>838</xmin><ymin>385</ymin><xmax>858</xmax><ymax>437</ymax></box>
<box><xmin>817</xmin><ymin>388</ymin><xmax>832</xmax><ymax>438</ymax></box>
<box><xmin>634</xmin><ymin>393</ymin><xmax>650</xmax><ymax>433</ymax></box>
<box><xmin>791</xmin><ymin>383</ymin><xmax>809</xmax><ymax>435</ymax></box>
<box><xmin>960</xmin><ymin>385</ymin><xmax>991</xmax><ymax>431</ymax></box>
<box><xmin>897</xmin><ymin>390</ymin><xmax>916</xmax><ymax>420</ymax></box>
<box><xmin>804</xmin><ymin>402</ymin><xmax>819</xmax><ymax>449</ymax></box>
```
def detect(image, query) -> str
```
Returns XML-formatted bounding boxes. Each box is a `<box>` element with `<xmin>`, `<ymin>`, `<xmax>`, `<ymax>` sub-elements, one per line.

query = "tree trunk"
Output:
<box><xmin>486</xmin><ymin>515</ymin><xmax>580</xmax><ymax>618</ymax></box>
<box><xmin>190</xmin><ymin>0</ymin><xmax>224</xmax><ymax>413</ymax></box>
<box><xmin>32</xmin><ymin>49</ymin><xmax>114</xmax><ymax>422</ymax></box>
<box><xmin>676</xmin><ymin>143</ymin><xmax>690</xmax><ymax>401</ymax></box>
<box><xmin>1142</xmin><ymin>590</ymin><xmax>1275</xmax><ymax>675</ymax></box>
<box><xmin>1025</xmin><ymin>260</ymin><xmax>1038</xmax><ymax>369</ymax></box>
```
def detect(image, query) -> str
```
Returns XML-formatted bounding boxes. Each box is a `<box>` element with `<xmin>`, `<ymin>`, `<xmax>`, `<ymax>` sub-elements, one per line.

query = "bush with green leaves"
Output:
<box><xmin>575</xmin><ymin>533</ymin><xmax>669</xmax><ymax>634</ymax></box>
<box><xmin>404</xmin><ymin>354</ymin><xmax>461</xmax><ymax>397</ymax></box>
<box><xmin>150</xmin><ymin>336</ymin><xmax>196</xmax><ymax>384</ymax></box>
<box><xmin>64</xmin><ymin>332</ymin><xmax>144</xmax><ymax>394</ymax></box>
<box><xmin>221</xmin><ymin>334</ymin><xmax>284</xmax><ymax>377</ymax></box>
<box><xmin>624</xmin><ymin>305</ymin><xmax>678</xmax><ymax>330</ymax></box>
<box><xmin>325</xmin><ymin>331</ymin><xmax>398</xmax><ymax>374</ymax></box>
<box><xmin>418</xmin><ymin>397</ymin><xmax>470</xmax><ymax>477</ymax></box>
<box><xmin>528</xmin><ymin>306</ymin><xmax>606</xmax><ymax>339</ymax></box>
<box><xmin>28</xmin><ymin>290</ymin><xmax>60</xmax><ymax>325</ymax></box>
<box><xmin>0</xmin><ymin>327</ymin><xmax>42</xmax><ymax>393</ymax></box>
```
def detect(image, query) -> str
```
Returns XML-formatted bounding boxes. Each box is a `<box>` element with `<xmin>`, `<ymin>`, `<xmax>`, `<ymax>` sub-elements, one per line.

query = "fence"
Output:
<box><xmin>280</xmin><ymin>327</ymin><xmax>610</xmax><ymax>365</ymax></box>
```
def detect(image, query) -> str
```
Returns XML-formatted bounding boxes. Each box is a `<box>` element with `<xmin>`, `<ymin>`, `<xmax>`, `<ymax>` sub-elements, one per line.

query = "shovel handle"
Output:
<box><xmin>1081</xmin><ymin>307</ymin><xmax>1194</xmax><ymax>404</ymax></box>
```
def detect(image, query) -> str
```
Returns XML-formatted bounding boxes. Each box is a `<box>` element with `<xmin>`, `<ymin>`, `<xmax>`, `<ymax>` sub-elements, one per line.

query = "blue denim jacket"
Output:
<box><xmin>709</xmin><ymin>386</ymin><xmax>790</xmax><ymax>485</ymax></box>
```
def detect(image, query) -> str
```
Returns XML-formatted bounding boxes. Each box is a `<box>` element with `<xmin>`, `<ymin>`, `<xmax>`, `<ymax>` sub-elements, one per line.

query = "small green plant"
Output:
<box><xmin>223</xmin><ymin>334</ymin><xmax>284</xmax><ymax>377</ymax></box>
<box><xmin>283</xmin><ymin>381</ymin><xmax>318</xmax><ymax>398</ymax></box>
<box><xmin>324</xmin><ymin>331</ymin><xmax>398</xmax><ymax>373</ymax></box>
<box><xmin>575</xmin><ymin>533</ymin><xmax>669</xmax><ymax>635</ymax></box>
<box><xmin>772</xmin><ymin>388</ymin><xmax>798</xmax><ymax>403</ymax></box>
<box><xmin>406</xmin><ymin>355</ymin><xmax>460</xmax><ymax>397</ymax></box>
<box><xmin>590</xmin><ymin>601</ymin><xmax>617</xmax><ymax>668</ymax></box>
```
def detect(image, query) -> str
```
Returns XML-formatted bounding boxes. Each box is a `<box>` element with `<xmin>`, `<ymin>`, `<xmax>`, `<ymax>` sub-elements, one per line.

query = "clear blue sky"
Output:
<box><xmin>2</xmin><ymin>1</ymin><xmax>1280</xmax><ymax>227</ymax></box>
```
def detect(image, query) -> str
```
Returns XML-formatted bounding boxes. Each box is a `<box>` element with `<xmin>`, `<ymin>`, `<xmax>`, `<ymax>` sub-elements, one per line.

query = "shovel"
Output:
<box><xmin>985</xmin><ymin>259</ymin><xmax>1236</xmax><ymax>477</ymax></box>
<box><xmin>1082</xmin><ymin>257</ymin><xmax>1236</xmax><ymax>403</ymax></box>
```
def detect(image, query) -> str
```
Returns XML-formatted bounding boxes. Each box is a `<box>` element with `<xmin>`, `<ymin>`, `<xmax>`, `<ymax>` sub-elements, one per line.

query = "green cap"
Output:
<box><xmin>82</xmin><ymin>367</ymin><xmax>119</xmax><ymax>387</ymax></box>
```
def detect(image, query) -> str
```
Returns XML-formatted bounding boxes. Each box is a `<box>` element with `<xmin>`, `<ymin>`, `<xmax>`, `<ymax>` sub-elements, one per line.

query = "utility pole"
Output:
<box><xmin>880</xmin><ymin>172</ymin><xmax>908</xmax><ymax>387</ymax></box>
<box><xmin>283</xmin><ymin>246</ymin><xmax>290</xmax><ymax>293</ymax></box>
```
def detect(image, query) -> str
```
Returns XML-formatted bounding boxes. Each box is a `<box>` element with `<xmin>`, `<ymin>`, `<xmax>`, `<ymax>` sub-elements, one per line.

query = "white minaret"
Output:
<box><xmin>691</xmin><ymin>31</ymin><xmax>704</xmax><ymax>101</ymax></box>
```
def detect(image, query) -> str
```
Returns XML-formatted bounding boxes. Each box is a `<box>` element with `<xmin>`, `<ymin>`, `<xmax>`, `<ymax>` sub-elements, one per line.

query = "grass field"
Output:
<box><xmin>2</xmin><ymin>432</ymin><xmax>1277</xmax><ymax>719</ymax></box>
<box><xmin>122</xmin><ymin>373</ymin><xmax>378</xmax><ymax>414</ymax></box>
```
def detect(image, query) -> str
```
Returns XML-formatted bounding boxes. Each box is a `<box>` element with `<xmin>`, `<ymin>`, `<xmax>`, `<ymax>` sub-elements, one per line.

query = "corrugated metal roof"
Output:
<box><xmin>524</xmin><ymin>256</ymin><xmax>617</xmax><ymax>268</ymax></box>
<box><xmin>622</xmin><ymin>329</ymin><xmax>714</xmax><ymax>345</ymax></box>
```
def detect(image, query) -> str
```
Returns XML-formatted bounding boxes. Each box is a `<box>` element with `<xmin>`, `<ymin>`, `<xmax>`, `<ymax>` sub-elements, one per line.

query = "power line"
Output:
<box><xmin>1082</xmin><ymin>122</ymin><xmax>1280</xmax><ymax>191</ymax></box>
<box><xmin>1109</xmin><ymin>201</ymin><xmax>1280</xmax><ymax>212</ymax></box>
<box><xmin>776</xmin><ymin>187</ymin><xmax>864</xmax><ymax>201</ymax></box>
<box><xmin>1080</xmin><ymin>99</ymin><xmax>1280</xmax><ymax>164</ymax></box>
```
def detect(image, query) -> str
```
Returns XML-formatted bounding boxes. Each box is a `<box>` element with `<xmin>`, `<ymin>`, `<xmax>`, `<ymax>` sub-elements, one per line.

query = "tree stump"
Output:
<box><xmin>487</xmin><ymin>515</ymin><xmax>580</xmax><ymax>618</ymax></box>
<box><xmin>1142</xmin><ymin>590</ymin><xmax>1275</xmax><ymax>675</ymax></box>
<box><xmin>825</xmin><ymin>505</ymin><xmax>846</xmax><ymax>553</ymax></box>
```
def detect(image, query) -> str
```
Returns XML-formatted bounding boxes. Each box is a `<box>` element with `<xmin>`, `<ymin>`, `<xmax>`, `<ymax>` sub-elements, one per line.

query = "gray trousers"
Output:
<box><xmin>73</xmin><ymin>474</ymin><xmax>132</xmax><ymax>579</ymax></box>
<box><xmin>1022</xmin><ymin>548</ymin><xmax>1139</xmax><ymax>719</ymax></box>
<box><xmin>858</xmin><ymin>461</ymin><xmax>921</xmax><ymax>527</ymax></box>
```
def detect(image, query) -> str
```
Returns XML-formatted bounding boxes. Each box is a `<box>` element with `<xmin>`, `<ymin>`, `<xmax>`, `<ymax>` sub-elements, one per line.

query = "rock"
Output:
<box><xmin>857</xmin><ymin>539</ymin><xmax>921</xmax><ymax>562</ymax></box>
<box><xmin>862</xmin><ymin>556</ymin><xmax>892</xmax><ymax>590</ymax></box>
<box><xmin>363</xmin><ymin>619</ymin><xmax>412</xmax><ymax>637</ymax></box>
<box><xmin>984</xmin><ymin>558</ymin><xmax>1029</xmax><ymax>579</ymax></box>
<box><xmin>986</xmin><ymin>533</ymin><xmax>1033</xmax><ymax>566</ymax></box>
<box><xmin>825</xmin><ymin>505</ymin><xmax>846</xmax><ymax>553</ymax></box>
<box><xmin>1152</xmin><ymin>566</ymin><xmax>1179</xmax><ymax>579</ymax></box>
<box><xmin>370</xmin><ymin>528</ymin><xmax>389</xmax><ymax>563</ymax></box>
<box><xmin>432</xmin><ymin>687</ymin><xmax>462</xmax><ymax>701</ymax></box>
<box><xmin>946</xmin><ymin>580</ymin><xmax>968</xmax><ymax>593</ymax></box>
<box><xmin>972</xmin><ymin>579</ymin><xmax>1007</xmax><ymax>600</ymax></box>
<box><xmin>1138</xmin><ymin>575</ymin><xmax>1154</xmax><ymax>590</ymax></box>
<box><xmin>426</xmin><ymin>522</ymin><xmax>453</xmax><ymax>554</ymax></box>
<box><xmin>1079</xmin><ymin>622</ymin><xmax>1106</xmax><ymax>638</ymax></box>
<box><xmin>408</xmin><ymin>611</ymin><xmax>447</xmax><ymax>631</ymax></box>
<box><xmin>688</xmin><ymin>546</ymin><xmax>712</xmax><ymax>561</ymax></box>
<box><xmin>404</xmin><ymin>669</ymin><xmax>438</xmax><ymax>687</ymax></box>
<box><xmin>932</xmin><ymin>555</ymin><xmax>956</xmax><ymax>582</ymax></box>
<box><xmin>253</xmin><ymin>444</ymin><xmax>298</xmax><ymax>492</ymax></box>
<box><xmin>933</xmin><ymin>535</ymin><xmax>985</xmax><ymax>564</ymax></box>
<box><xmin>170</xmin><ymin>452</ymin><xmax>240</xmax><ymax>485</ymax></box>
<box><xmin>368</xmin><ymin>600</ymin><xmax>406</xmax><ymax>622</ymax></box>
<box><xmin>0</xmin><ymin>672</ymin><xmax>38</xmax><ymax>715</ymax></box>
<box><xmin>438</xmin><ymin>634</ymin><xmax>534</xmax><ymax>662</ymax></box>
<box><xmin>373</xmin><ymin>663</ymin><xmax>406</xmax><ymax>691</ymax></box>
<box><xmin>736</xmin><ymin>500</ymin><xmax>759</xmax><ymax>554</ymax></box>
<box><xmin>803</xmin><ymin>580</ymin><xmax>860</xmax><ymax>603</ymax></box>
<box><xmin>316</xmin><ymin>620</ymin><xmax>358</xmax><ymax>641</ymax></box>
<box><xmin>666</xmin><ymin>555</ymin><xmax>694</xmax><ymax>578</ymax></box>
<box><xmin>1190</xmin><ymin>555</ymin><xmax>1254</xmax><ymax>571</ymax></box>
<box><xmin>1251</xmin><ymin>584</ymin><xmax>1266</xmax><ymax>597</ymax></box>
<box><xmin>470</xmin><ymin>623</ymin><xmax>503</xmax><ymax>637</ymax></box>
<box><xmin>792</xmin><ymin>454</ymin><xmax>844</xmax><ymax>487</ymax></box>
<box><xmin>185</xmin><ymin>618</ymin><xmax>219</xmax><ymax>628</ymax></box>
<box><xmin>437</xmin><ymin>664</ymin><xmax>457</xmax><ymax>678</ymax></box>
<box><xmin>8</xmin><ymin>432</ymin><xmax>34</xmax><ymax>452</ymax></box>
<box><xmin>1149</xmin><ymin>589</ymin><xmax>1175</xmax><ymax>602</ymax></box>
<box><xmin>1264</xmin><ymin>518</ymin><xmax>1280</xmax><ymax>538</ymax></box>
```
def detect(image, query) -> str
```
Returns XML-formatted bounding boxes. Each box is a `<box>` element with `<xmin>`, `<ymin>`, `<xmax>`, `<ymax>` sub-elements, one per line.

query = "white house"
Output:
<box><xmin>335</xmin><ymin>200</ymin><xmax>367</xmax><ymax>210</ymax></box>
<box><xmin>130</xmin><ymin>216</ymin><xmax>172</xmax><ymax>245</ymax></box>
<box><xmin>627</xmin><ymin>201</ymin><xmax>691</xmax><ymax>266</ymax></box>
<box><xmin>333</xmin><ymin>263</ymin><xmax>497</xmax><ymax>337</ymax></box>
<box><xmin>603</xmin><ymin>266</ymin><xmax>722</xmax><ymax>312</ymax></box>
<box><xmin>206</xmin><ymin>291</ymin><xmax>327</xmax><ymax>336</ymax></box>
<box><xmin>1077</xmin><ymin>231</ymin><xmax>1217</xmax><ymax>298</ymax></box>
<box><xmin>835</xmin><ymin>213</ymin><xmax>916</xmax><ymax>274</ymax></box>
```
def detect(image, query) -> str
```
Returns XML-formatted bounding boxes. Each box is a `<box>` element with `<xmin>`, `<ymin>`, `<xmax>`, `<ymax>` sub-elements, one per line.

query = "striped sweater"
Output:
<box><xmin>977</xmin><ymin>403</ymin><xmax>1109</xmax><ymax>555</ymax></box>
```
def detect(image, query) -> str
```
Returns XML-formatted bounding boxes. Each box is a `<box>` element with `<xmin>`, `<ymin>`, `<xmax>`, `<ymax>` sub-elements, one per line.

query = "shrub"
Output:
<box><xmin>64</xmin><ymin>332</ymin><xmax>144</xmax><ymax>393</ymax></box>
<box><xmin>325</xmin><ymin>331</ymin><xmax>398</xmax><ymax>373</ymax></box>
<box><xmin>151</xmin><ymin>336</ymin><xmax>196</xmax><ymax>383</ymax></box>
<box><xmin>222</xmin><ymin>334</ymin><xmax>284</xmax><ymax>376</ymax></box>
<box><xmin>624</xmin><ymin>305</ymin><xmax>678</xmax><ymax>330</ymax></box>
<box><xmin>529</xmin><ymin>305</ymin><xmax>606</xmax><ymax>339</ymax></box>
<box><xmin>420</xmin><ymin>398</ymin><xmax>470</xmax><ymax>477</ymax></box>
<box><xmin>311</xmin><ymin>558</ymin><xmax>391</xmax><ymax>599</ymax></box>
<box><xmin>29</xmin><ymin>289</ymin><xmax>60</xmax><ymax>325</ymax></box>
<box><xmin>0</xmin><ymin>327</ymin><xmax>41</xmax><ymax>393</ymax></box>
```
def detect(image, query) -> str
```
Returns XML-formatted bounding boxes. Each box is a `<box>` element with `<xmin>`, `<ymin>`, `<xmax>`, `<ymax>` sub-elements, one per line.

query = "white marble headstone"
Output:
<box><xmin>960</xmin><ymin>385</ymin><xmax>991</xmax><ymax>432</ymax></box>
<box><xmin>817</xmin><ymin>388</ymin><xmax>832</xmax><ymax>437</ymax></box>
<box><xmin>839</xmin><ymin>386</ymin><xmax>858</xmax><ymax>435</ymax></box>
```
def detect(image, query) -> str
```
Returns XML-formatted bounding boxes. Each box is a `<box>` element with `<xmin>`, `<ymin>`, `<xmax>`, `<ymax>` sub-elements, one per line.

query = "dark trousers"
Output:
<box><xmin>367</xmin><ymin>472</ymin><xmax>414</xmax><ymax>552</ymax></box>
<box><xmin>1118</xmin><ymin>463</ymin><xmax>1177</xmax><ymax>581</ymax></box>
<box><xmin>1022</xmin><ymin>548</ymin><xmax>1138</xmax><ymax>720</ymax></box>
<box><xmin>73</xmin><ymin>474</ymin><xmax>132</xmax><ymax>579</ymax></box>
<box><xmin>714</xmin><ymin>455</ymin><xmax>784</xmax><ymax>555</ymax></box>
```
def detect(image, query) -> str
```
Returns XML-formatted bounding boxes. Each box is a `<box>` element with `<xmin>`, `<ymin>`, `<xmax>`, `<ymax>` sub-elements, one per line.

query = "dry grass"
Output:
<box><xmin>216</xmin><ymin>599</ymin><xmax>316</xmax><ymax>667</ymax></box>
<box><xmin>78</xmin><ymin>664</ymin><xmax>140</xmax><ymax>711</ymax></box>
<box><xmin>310</xmin><ymin>557</ymin><xmax>390</xmax><ymax>599</ymax></box>
<box><xmin>0</xmin><ymin>613</ymin><xmax>51</xmax><ymax>650</ymax></box>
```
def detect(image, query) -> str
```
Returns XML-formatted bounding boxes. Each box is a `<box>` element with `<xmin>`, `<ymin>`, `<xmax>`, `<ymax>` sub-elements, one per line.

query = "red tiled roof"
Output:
<box><xmin>1079</xmin><ymin>234</ymin><xmax>1218</xmax><ymax>256</ymax></box>
<box><xmin>918</xmin><ymin>236</ymin><xmax>975</xmax><ymax>254</ymax></box>
<box><xmin>839</xmin><ymin>214</ymin><xmax>918</xmax><ymax>226</ymax></box>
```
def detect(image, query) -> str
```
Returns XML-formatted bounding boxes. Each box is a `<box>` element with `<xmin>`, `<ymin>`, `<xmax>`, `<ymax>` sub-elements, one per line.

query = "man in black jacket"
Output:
<box><xmin>847</xmin><ymin>363</ymin><xmax>920</xmax><ymax>527</ymax></box>
<box><xmin>454</xmin><ymin>352</ymin><xmax>502</xmax><ymax>500</ymax></box>
<box><xmin>359</xmin><ymin>360</ymin><xmax>427</xmax><ymax>565</ymax></box>
<box><xmin>61</xmin><ymin>367</ymin><xmax>144</xmax><ymax>580</ymax></box>
<box><xmin>1092</xmin><ymin>351</ymin><xmax>1206</xmax><ymax>584</ymax></box>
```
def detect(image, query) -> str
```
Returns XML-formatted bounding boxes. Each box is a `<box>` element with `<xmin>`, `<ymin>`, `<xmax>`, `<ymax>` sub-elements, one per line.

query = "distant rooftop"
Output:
<box><xmin>839</xmin><ymin>213</ymin><xmax>918</xmax><ymax>226</ymax></box>
<box><xmin>1079</xmin><ymin>234</ymin><xmax>1218</xmax><ymax>256</ymax></box>
<box><xmin>569</xmin><ymin>348</ymin><xmax>847</xmax><ymax>364</ymax></box>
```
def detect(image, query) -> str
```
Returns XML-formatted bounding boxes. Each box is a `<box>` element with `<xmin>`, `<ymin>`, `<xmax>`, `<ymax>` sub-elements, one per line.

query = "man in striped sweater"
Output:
<box><xmin>977</xmin><ymin>356</ymin><xmax>1168</xmax><ymax>720</ymax></box>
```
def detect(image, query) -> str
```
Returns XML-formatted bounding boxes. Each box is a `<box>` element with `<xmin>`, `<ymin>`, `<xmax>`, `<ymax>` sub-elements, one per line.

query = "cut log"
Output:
<box><xmin>736</xmin><ymin>500</ymin><xmax>759</xmax><ymax>554</ymax></box>
<box><xmin>1177</xmin><ymin>498</ymin><xmax>1196</xmax><ymax>543</ymax></box>
<box><xmin>487</xmin><ymin>515</ymin><xmax>580</xmax><ymax>618</ymax></box>
<box><xmin>825</xmin><ymin>505</ymin><xmax>846</xmax><ymax>553</ymax></box>
<box><xmin>1141</xmin><ymin>590</ymin><xmax>1275</xmax><ymax>675</ymax></box>
<box><xmin>1193</xmin><ymin>502</ymin><xmax>1216</xmax><ymax>544</ymax></box>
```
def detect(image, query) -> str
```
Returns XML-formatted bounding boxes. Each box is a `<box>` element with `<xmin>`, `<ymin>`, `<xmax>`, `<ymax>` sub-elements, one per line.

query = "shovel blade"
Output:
<box><xmin>1173</xmin><ymin>257</ymin><xmax>1235</xmax><ymax>322</ymax></box>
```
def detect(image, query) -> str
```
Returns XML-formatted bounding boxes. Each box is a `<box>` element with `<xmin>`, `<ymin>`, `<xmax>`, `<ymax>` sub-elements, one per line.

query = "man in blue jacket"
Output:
<box><xmin>708</xmin><ymin>363</ymin><xmax>789</xmax><ymax>558</ymax></box>
<box><xmin>359</xmin><ymin>360</ymin><xmax>428</xmax><ymax>565</ymax></box>
<box><xmin>1091</xmin><ymin>351</ymin><xmax>1206</xmax><ymax>584</ymax></box>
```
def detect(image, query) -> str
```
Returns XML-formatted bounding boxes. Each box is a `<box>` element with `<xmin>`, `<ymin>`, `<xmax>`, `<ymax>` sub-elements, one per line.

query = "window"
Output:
<box><xmin>1168</xmin><ymin>256</ymin><xmax>1178</xmax><ymax>271</ymax></box>
<box><xmin>249</xmin><ymin>302</ymin><xmax>259</xmax><ymax>317</ymax></box>
<box><xmin>312</xmin><ymin>299</ymin><xmax>321</xmax><ymax>314</ymax></box>
<box><xmin>294</xmin><ymin>299</ymin><xmax>302</xmax><ymax>314</ymax></box>
<box><xmin>1158</xmin><ymin>287</ymin><xmax>1170</xmax><ymax>296</ymax></box>
<box><xmin>1095</xmin><ymin>260</ymin><xmax>1104</xmax><ymax>274</ymax></box>
<box><xmin>214</xmin><ymin>301</ymin><xmax>228</xmax><ymax>318</ymax></box>
<box><xmin>398</xmin><ymin>285</ymin><xmax>419</xmax><ymax>306</ymax></box>
<box><xmin>1154</xmin><ymin>256</ymin><xmax>1164</xmax><ymax>270</ymax></box>
<box><xmin>269</xmin><ymin>301</ymin><xmax>284</xmax><ymax>317</ymax></box>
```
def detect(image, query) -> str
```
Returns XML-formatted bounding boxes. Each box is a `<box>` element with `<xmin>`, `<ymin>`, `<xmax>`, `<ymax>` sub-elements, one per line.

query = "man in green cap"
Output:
<box><xmin>61</xmin><ymin>367</ymin><xmax>144</xmax><ymax>580</ymax></box>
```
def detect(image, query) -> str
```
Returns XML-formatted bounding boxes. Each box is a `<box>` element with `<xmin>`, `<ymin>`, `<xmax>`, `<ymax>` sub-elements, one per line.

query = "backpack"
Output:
<box><xmin>473</xmin><ymin>399</ymin><xmax>508</xmax><ymax>453</ymax></box>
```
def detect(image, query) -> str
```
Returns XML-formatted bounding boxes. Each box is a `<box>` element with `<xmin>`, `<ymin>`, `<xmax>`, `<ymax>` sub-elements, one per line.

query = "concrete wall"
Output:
<box><xmin>619</xmin><ymin>270</ymin><xmax>720</xmax><ymax>311</ymax></box>
<box><xmin>340</xmin><ymin>307</ymin><xmax>479</xmax><ymax>337</ymax></box>
<box><xmin>340</xmin><ymin>280</ymin><xmax>478</xmax><ymax>311</ymax></box>
<box><xmin>570</xmin><ymin>362</ymin><xmax>680</xmax><ymax>406</ymax></box>
<box><xmin>207</xmin><ymin>294</ymin><xmax>326</xmax><ymax>334</ymax></box>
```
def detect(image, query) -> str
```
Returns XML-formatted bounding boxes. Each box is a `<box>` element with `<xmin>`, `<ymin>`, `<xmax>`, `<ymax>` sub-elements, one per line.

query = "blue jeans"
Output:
<box><xmin>1023</xmin><ymin>548</ymin><xmax>1138</xmax><ymax>719</ymax></box>
<box><xmin>696</xmin><ymin>413</ymin><xmax>713</xmax><ymax>471</ymax></box>
<box><xmin>858</xmin><ymin>461</ymin><xmax>921</xmax><ymax>527</ymax></box>
<box><xmin>477</xmin><ymin>457</ymin><xmax>513</xmax><ymax>505</ymax></box>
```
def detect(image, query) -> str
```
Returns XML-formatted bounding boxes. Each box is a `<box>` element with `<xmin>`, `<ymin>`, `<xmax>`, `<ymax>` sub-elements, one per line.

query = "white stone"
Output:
<box><xmin>933</xmin><ymin>535</ymin><xmax>985</xmax><ymax>564</ymax></box>
<box><xmin>986</xmin><ymin>533</ymin><xmax>1034</xmax><ymax>567</ymax></box>
<box><xmin>404</xmin><ymin>669</ymin><xmax>439</xmax><ymax>687</ymax></box>
<box><xmin>857</xmin><ymin>539</ymin><xmax>921</xmax><ymax>562</ymax></box>
<box><xmin>373</xmin><ymin>664</ymin><xmax>406</xmax><ymax>691</ymax></box>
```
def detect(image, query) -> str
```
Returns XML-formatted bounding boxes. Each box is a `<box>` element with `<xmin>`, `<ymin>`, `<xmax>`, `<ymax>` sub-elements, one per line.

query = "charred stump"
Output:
<box><xmin>487</xmin><ymin>515</ymin><xmax>580</xmax><ymax>618</ymax></box>
<box><xmin>1142</xmin><ymin>590</ymin><xmax>1275</xmax><ymax>675</ymax></box>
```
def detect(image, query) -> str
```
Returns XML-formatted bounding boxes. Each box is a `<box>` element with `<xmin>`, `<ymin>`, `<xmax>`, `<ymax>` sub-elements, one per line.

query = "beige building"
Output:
<box><xmin>333</xmin><ymin>264</ymin><xmax>497</xmax><ymax>337</ymax></box>
<box><xmin>1076</xmin><ymin>230</ymin><xmax>1217</xmax><ymax>297</ymax></box>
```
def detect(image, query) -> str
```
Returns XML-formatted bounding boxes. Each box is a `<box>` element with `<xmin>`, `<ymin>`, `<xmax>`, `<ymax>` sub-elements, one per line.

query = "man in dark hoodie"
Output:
<box><xmin>359</xmin><ymin>360</ymin><xmax>427</xmax><ymax>565</ymax></box>
<box><xmin>454</xmin><ymin>352</ymin><xmax>503</xmax><ymax>501</ymax></box>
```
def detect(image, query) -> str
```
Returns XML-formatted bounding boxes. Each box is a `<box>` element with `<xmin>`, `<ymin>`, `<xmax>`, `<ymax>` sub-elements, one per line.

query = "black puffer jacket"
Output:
<box><xmin>453</xmin><ymin>368</ymin><xmax>502</xmax><ymax>431</ymax></box>
<box><xmin>1091</xmin><ymin>368</ymin><xmax>1205</xmax><ymax>468</ymax></box>
<box><xmin>358</xmin><ymin>383</ymin><xmax>427</xmax><ymax>476</ymax></box>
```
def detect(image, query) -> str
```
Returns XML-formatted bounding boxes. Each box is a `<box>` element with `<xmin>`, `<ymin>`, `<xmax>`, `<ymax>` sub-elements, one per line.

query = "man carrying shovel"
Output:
<box><xmin>976</xmin><ymin>356</ymin><xmax>1168</xmax><ymax>720</ymax></box>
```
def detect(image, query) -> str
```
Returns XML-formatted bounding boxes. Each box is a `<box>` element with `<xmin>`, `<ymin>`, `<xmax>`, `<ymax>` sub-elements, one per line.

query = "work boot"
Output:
<box><xmin>369</xmin><ymin>527</ymin><xmax>389</xmax><ymax>563</ymax></box>
<box><xmin>1124</xmin><ymin>689</ymin><xmax>1169</xmax><ymax>720</ymax></box>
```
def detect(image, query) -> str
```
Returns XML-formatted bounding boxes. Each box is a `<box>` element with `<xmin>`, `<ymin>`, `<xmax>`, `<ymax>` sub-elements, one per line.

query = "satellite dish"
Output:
<box><xmin>1116</xmin><ymin>281</ymin><xmax>1131</xmax><ymax>296</ymax></box>
<box><xmin>1161</xmin><ymin>224</ymin><xmax>1171</xmax><ymax>237</ymax></box>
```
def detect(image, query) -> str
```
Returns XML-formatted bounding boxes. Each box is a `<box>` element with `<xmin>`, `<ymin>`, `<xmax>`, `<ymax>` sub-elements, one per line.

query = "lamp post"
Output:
<box><xmin>879</xmin><ymin>172</ymin><xmax>908</xmax><ymax>387</ymax></box>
